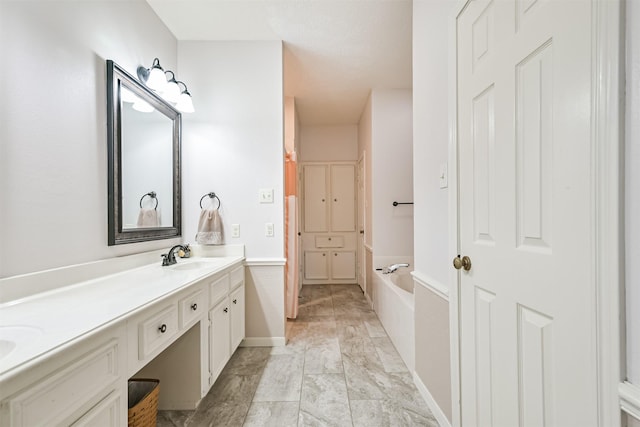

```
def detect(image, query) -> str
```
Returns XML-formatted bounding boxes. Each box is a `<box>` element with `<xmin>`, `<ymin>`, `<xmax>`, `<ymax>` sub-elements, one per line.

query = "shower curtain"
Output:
<box><xmin>285</xmin><ymin>152</ymin><xmax>299</xmax><ymax>319</ymax></box>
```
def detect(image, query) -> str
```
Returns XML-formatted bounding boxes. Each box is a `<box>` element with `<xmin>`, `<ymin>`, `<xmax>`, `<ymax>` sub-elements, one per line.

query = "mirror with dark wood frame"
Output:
<box><xmin>107</xmin><ymin>59</ymin><xmax>181</xmax><ymax>245</ymax></box>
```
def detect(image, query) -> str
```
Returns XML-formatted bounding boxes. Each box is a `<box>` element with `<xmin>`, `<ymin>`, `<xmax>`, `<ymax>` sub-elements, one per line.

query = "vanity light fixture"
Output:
<box><xmin>175</xmin><ymin>81</ymin><xmax>195</xmax><ymax>113</ymax></box>
<box><xmin>136</xmin><ymin>58</ymin><xmax>195</xmax><ymax>112</ymax></box>
<box><xmin>162</xmin><ymin>71</ymin><xmax>181</xmax><ymax>104</ymax></box>
<box><xmin>137</xmin><ymin>58</ymin><xmax>167</xmax><ymax>92</ymax></box>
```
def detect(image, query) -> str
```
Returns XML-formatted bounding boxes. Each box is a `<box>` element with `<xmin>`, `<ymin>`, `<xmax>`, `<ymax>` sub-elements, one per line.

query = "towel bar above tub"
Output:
<box><xmin>392</xmin><ymin>201</ymin><xmax>413</xmax><ymax>206</ymax></box>
<box><xmin>139</xmin><ymin>191</ymin><xmax>158</xmax><ymax>210</ymax></box>
<box><xmin>200</xmin><ymin>192</ymin><xmax>221</xmax><ymax>210</ymax></box>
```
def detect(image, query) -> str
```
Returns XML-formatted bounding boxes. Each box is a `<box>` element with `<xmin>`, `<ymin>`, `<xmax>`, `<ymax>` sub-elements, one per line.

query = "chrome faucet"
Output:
<box><xmin>161</xmin><ymin>244</ymin><xmax>191</xmax><ymax>266</ymax></box>
<box><xmin>382</xmin><ymin>263</ymin><xmax>410</xmax><ymax>274</ymax></box>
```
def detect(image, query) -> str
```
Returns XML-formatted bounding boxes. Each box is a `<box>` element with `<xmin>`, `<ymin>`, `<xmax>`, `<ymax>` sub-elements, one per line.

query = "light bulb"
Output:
<box><xmin>146</xmin><ymin>66</ymin><xmax>167</xmax><ymax>92</ymax></box>
<box><xmin>176</xmin><ymin>92</ymin><xmax>194</xmax><ymax>113</ymax></box>
<box><xmin>163</xmin><ymin>80</ymin><xmax>181</xmax><ymax>103</ymax></box>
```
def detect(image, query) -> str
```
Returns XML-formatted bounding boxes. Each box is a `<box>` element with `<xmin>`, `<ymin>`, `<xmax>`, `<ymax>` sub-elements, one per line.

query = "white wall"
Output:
<box><xmin>299</xmin><ymin>125</ymin><xmax>358</xmax><ymax>161</ymax></box>
<box><xmin>412</xmin><ymin>0</ymin><xmax>453</xmax><ymax>422</ymax></box>
<box><xmin>178</xmin><ymin>41</ymin><xmax>284</xmax><ymax>260</ymax></box>
<box><xmin>178</xmin><ymin>41</ymin><xmax>286</xmax><ymax>342</ymax></box>
<box><xmin>371</xmin><ymin>89</ymin><xmax>413</xmax><ymax>261</ymax></box>
<box><xmin>626</xmin><ymin>0</ymin><xmax>640</xmax><ymax>389</ymax></box>
<box><xmin>0</xmin><ymin>0</ymin><xmax>179</xmax><ymax>278</ymax></box>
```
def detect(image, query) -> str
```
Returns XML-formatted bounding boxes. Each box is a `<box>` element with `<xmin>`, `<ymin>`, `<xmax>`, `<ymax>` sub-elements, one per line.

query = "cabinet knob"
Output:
<box><xmin>322</xmin><ymin>253</ymin><xmax>326</xmax><ymax>256</ymax></box>
<box><xmin>233</xmin><ymin>299</ymin><xmax>237</xmax><ymax>304</ymax></box>
<box><xmin>158</xmin><ymin>324</ymin><xmax>167</xmax><ymax>333</ymax></box>
<box><xmin>223</xmin><ymin>307</ymin><xmax>229</xmax><ymax>313</ymax></box>
<box><xmin>191</xmin><ymin>303</ymin><xmax>198</xmax><ymax>311</ymax></box>
<box><xmin>334</xmin><ymin>253</ymin><xmax>338</xmax><ymax>256</ymax></box>
<box><xmin>322</xmin><ymin>199</ymin><xmax>325</xmax><ymax>202</ymax></box>
<box><xmin>334</xmin><ymin>198</ymin><xmax>337</xmax><ymax>202</ymax></box>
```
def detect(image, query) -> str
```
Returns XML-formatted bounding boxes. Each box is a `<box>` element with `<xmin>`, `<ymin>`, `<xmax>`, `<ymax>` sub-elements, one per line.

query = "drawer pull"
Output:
<box><xmin>233</xmin><ymin>299</ymin><xmax>237</xmax><ymax>304</ymax></box>
<box><xmin>223</xmin><ymin>307</ymin><xmax>229</xmax><ymax>313</ymax></box>
<box><xmin>159</xmin><ymin>324</ymin><xmax>167</xmax><ymax>333</ymax></box>
<box><xmin>191</xmin><ymin>303</ymin><xmax>198</xmax><ymax>311</ymax></box>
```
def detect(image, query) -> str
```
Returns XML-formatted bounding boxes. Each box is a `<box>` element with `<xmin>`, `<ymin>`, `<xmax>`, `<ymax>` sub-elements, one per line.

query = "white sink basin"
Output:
<box><xmin>170</xmin><ymin>261</ymin><xmax>219</xmax><ymax>271</ymax></box>
<box><xmin>0</xmin><ymin>325</ymin><xmax>43</xmax><ymax>360</ymax></box>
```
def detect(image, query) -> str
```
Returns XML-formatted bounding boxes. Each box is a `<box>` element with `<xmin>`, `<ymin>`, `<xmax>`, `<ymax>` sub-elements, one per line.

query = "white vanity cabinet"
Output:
<box><xmin>0</xmin><ymin>254</ymin><xmax>246</xmax><ymax>426</ymax></box>
<box><xmin>207</xmin><ymin>265</ymin><xmax>245</xmax><ymax>386</ymax></box>
<box><xmin>0</xmin><ymin>325</ymin><xmax>127</xmax><ymax>427</ymax></box>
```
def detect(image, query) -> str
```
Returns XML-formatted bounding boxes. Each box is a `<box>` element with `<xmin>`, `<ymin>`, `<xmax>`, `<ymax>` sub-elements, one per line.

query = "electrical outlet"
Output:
<box><xmin>231</xmin><ymin>224</ymin><xmax>240</xmax><ymax>238</ymax></box>
<box><xmin>259</xmin><ymin>188</ymin><xmax>274</xmax><ymax>203</ymax></box>
<box><xmin>265</xmin><ymin>222</ymin><xmax>274</xmax><ymax>237</ymax></box>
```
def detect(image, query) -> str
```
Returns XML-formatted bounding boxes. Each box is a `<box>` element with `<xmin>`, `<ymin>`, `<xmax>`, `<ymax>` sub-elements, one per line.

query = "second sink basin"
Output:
<box><xmin>170</xmin><ymin>260</ymin><xmax>220</xmax><ymax>271</ymax></box>
<box><xmin>0</xmin><ymin>325</ymin><xmax>43</xmax><ymax>361</ymax></box>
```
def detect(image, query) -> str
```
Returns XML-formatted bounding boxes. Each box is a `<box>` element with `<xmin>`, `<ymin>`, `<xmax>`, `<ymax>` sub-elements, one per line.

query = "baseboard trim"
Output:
<box><xmin>240</xmin><ymin>337</ymin><xmax>286</xmax><ymax>347</ymax></box>
<box><xmin>620</xmin><ymin>381</ymin><xmax>640</xmax><ymax>421</ymax></box>
<box><xmin>413</xmin><ymin>371</ymin><xmax>451</xmax><ymax>427</ymax></box>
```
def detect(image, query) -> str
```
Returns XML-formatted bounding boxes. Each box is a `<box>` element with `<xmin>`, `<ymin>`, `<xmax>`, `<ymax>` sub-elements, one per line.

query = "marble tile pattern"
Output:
<box><xmin>157</xmin><ymin>284</ymin><xmax>439</xmax><ymax>427</ymax></box>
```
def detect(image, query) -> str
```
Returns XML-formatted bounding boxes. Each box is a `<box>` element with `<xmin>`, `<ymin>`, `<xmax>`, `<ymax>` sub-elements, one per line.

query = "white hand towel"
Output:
<box><xmin>137</xmin><ymin>208</ymin><xmax>159</xmax><ymax>227</ymax></box>
<box><xmin>195</xmin><ymin>209</ymin><xmax>224</xmax><ymax>245</ymax></box>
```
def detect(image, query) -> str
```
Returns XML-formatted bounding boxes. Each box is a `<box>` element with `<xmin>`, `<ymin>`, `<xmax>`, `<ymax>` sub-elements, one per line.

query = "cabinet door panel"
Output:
<box><xmin>331</xmin><ymin>251</ymin><xmax>356</xmax><ymax>280</ymax></box>
<box><xmin>209</xmin><ymin>300</ymin><xmax>230</xmax><ymax>383</ymax></box>
<box><xmin>230</xmin><ymin>285</ymin><xmax>245</xmax><ymax>351</ymax></box>
<box><xmin>304</xmin><ymin>251</ymin><xmax>329</xmax><ymax>280</ymax></box>
<box><xmin>304</xmin><ymin>165</ymin><xmax>328</xmax><ymax>232</ymax></box>
<box><xmin>330</xmin><ymin>165</ymin><xmax>356</xmax><ymax>232</ymax></box>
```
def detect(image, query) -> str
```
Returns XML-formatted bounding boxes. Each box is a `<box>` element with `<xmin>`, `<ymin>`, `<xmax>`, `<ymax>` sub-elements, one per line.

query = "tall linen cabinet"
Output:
<box><xmin>301</xmin><ymin>163</ymin><xmax>357</xmax><ymax>284</ymax></box>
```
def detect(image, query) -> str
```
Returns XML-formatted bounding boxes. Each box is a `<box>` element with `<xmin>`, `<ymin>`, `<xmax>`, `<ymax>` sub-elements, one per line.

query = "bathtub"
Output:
<box><xmin>371</xmin><ymin>268</ymin><xmax>415</xmax><ymax>371</ymax></box>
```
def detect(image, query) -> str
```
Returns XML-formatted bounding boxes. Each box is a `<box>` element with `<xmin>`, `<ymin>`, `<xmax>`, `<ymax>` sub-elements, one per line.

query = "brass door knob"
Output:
<box><xmin>453</xmin><ymin>255</ymin><xmax>472</xmax><ymax>271</ymax></box>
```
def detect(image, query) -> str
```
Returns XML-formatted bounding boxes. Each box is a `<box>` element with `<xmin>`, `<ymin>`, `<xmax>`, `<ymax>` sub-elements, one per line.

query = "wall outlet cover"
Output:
<box><xmin>231</xmin><ymin>224</ymin><xmax>240</xmax><ymax>238</ymax></box>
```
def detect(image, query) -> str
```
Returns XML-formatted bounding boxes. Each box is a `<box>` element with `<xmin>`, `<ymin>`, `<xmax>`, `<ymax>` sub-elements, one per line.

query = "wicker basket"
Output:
<box><xmin>127</xmin><ymin>379</ymin><xmax>160</xmax><ymax>427</ymax></box>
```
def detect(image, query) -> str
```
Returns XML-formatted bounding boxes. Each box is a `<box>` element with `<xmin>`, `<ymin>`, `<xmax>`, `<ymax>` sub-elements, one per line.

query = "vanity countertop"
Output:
<box><xmin>0</xmin><ymin>256</ymin><xmax>243</xmax><ymax>381</ymax></box>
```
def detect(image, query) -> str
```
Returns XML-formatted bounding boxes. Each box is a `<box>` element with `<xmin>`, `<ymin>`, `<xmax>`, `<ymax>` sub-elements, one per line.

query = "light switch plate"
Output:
<box><xmin>259</xmin><ymin>188</ymin><xmax>274</xmax><ymax>203</ymax></box>
<box><xmin>265</xmin><ymin>223</ymin><xmax>274</xmax><ymax>237</ymax></box>
<box><xmin>439</xmin><ymin>163</ymin><xmax>448</xmax><ymax>189</ymax></box>
<box><xmin>231</xmin><ymin>224</ymin><xmax>240</xmax><ymax>238</ymax></box>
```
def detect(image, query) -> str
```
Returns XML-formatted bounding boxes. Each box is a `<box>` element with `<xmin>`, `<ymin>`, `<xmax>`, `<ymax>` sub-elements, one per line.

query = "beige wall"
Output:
<box><xmin>243</xmin><ymin>264</ymin><xmax>286</xmax><ymax>344</ymax></box>
<box><xmin>415</xmin><ymin>284</ymin><xmax>452</xmax><ymax>421</ymax></box>
<box><xmin>299</xmin><ymin>125</ymin><xmax>358</xmax><ymax>162</ymax></box>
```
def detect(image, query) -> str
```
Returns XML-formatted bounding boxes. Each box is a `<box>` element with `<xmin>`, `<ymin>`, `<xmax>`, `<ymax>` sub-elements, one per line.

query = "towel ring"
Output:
<box><xmin>200</xmin><ymin>192</ymin><xmax>221</xmax><ymax>210</ymax></box>
<box><xmin>139</xmin><ymin>191</ymin><xmax>158</xmax><ymax>210</ymax></box>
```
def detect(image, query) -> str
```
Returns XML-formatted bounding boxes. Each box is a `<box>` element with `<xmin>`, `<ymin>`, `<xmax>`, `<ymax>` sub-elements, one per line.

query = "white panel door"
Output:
<box><xmin>303</xmin><ymin>165</ymin><xmax>328</xmax><ymax>232</ymax></box>
<box><xmin>457</xmin><ymin>0</ymin><xmax>597</xmax><ymax>426</ymax></box>
<box><xmin>330</xmin><ymin>164</ymin><xmax>356</xmax><ymax>232</ymax></box>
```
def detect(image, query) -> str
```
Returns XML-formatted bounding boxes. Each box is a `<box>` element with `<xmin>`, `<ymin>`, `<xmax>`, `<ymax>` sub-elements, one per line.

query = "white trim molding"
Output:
<box><xmin>414</xmin><ymin>371</ymin><xmax>452</xmax><ymax>427</ymax></box>
<box><xmin>240</xmin><ymin>337</ymin><xmax>286</xmax><ymax>347</ymax></box>
<box><xmin>412</xmin><ymin>270</ymin><xmax>449</xmax><ymax>301</ymax></box>
<box><xmin>592</xmin><ymin>0</ymin><xmax>624</xmax><ymax>425</ymax></box>
<box><xmin>620</xmin><ymin>382</ymin><xmax>640</xmax><ymax>421</ymax></box>
<box><xmin>244</xmin><ymin>258</ymin><xmax>286</xmax><ymax>267</ymax></box>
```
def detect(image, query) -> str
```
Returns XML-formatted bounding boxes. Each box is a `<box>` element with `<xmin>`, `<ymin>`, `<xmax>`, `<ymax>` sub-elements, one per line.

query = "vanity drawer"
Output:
<box><xmin>230</xmin><ymin>265</ymin><xmax>244</xmax><ymax>290</ymax></box>
<box><xmin>6</xmin><ymin>341</ymin><xmax>119</xmax><ymax>427</ymax></box>
<box><xmin>179</xmin><ymin>289</ymin><xmax>206</xmax><ymax>329</ymax></box>
<box><xmin>315</xmin><ymin>236</ymin><xmax>344</xmax><ymax>248</ymax></box>
<box><xmin>138</xmin><ymin>305</ymin><xmax>178</xmax><ymax>360</ymax></box>
<box><xmin>209</xmin><ymin>275</ymin><xmax>230</xmax><ymax>306</ymax></box>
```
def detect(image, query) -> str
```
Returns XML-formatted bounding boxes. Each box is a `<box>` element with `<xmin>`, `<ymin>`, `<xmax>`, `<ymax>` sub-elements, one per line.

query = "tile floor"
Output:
<box><xmin>157</xmin><ymin>284</ymin><xmax>438</xmax><ymax>427</ymax></box>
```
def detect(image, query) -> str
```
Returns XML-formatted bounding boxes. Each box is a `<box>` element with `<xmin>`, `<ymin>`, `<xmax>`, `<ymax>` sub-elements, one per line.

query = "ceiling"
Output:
<box><xmin>146</xmin><ymin>0</ymin><xmax>413</xmax><ymax>125</ymax></box>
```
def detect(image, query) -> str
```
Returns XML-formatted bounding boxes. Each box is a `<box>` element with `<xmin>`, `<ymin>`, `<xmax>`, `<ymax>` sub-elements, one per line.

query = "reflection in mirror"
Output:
<box><xmin>121</xmin><ymin>96</ymin><xmax>173</xmax><ymax>229</ymax></box>
<box><xmin>107</xmin><ymin>60</ymin><xmax>181</xmax><ymax>245</ymax></box>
